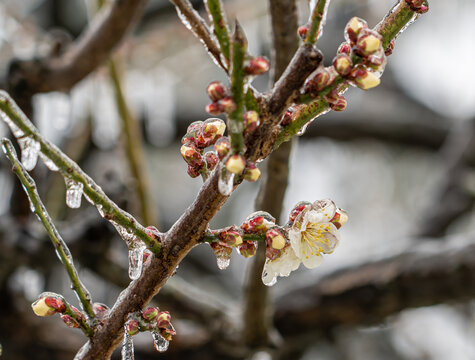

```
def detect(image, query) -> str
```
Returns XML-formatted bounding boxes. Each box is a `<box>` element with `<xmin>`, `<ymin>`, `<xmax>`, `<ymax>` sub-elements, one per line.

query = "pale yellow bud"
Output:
<box><xmin>361</xmin><ymin>35</ymin><xmax>381</xmax><ymax>54</ymax></box>
<box><xmin>271</xmin><ymin>235</ymin><xmax>286</xmax><ymax>250</ymax></box>
<box><xmin>32</xmin><ymin>298</ymin><xmax>55</xmax><ymax>317</ymax></box>
<box><xmin>226</xmin><ymin>155</ymin><xmax>246</xmax><ymax>174</ymax></box>
<box><xmin>358</xmin><ymin>71</ymin><xmax>380</xmax><ymax>90</ymax></box>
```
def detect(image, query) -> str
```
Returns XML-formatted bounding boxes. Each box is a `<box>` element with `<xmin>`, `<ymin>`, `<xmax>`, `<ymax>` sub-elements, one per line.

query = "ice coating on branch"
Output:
<box><xmin>152</xmin><ymin>331</ymin><xmax>169</xmax><ymax>352</ymax></box>
<box><xmin>1</xmin><ymin>111</ymin><xmax>24</xmax><ymax>138</ymax></box>
<box><xmin>309</xmin><ymin>0</ymin><xmax>332</xmax><ymax>39</ymax></box>
<box><xmin>128</xmin><ymin>242</ymin><xmax>146</xmax><ymax>280</ymax></box>
<box><xmin>218</xmin><ymin>167</ymin><xmax>234</xmax><ymax>196</ymax></box>
<box><xmin>39</xmin><ymin>152</ymin><xmax>59</xmax><ymax>171</ymax></box>
<box><xmin>121</xmin><ymin>326</ymin><xmax>135</xmax><ymax>360</ymax></box>
<box><xmin>65</xmin><ymin>178</ymin><xmax>83</xmax><ymax>209</ymax></box>
<box><xmin>18</xmin><ymin>136</ymin><xmax>40</xmax><ymax>171</ymax></box>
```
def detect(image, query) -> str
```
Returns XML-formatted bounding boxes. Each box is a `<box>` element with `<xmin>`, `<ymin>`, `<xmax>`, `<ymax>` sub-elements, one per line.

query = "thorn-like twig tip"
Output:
<box><xmin>233</xmin><ymin>20</ymin><xmax>247</xmax><ymax>45</ymax></box>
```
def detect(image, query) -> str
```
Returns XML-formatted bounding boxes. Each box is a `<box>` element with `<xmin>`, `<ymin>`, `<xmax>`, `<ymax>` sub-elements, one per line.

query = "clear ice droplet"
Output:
<box><xmin>218</xmin><ymin>169</ymin><xmax>234</xmax><ymax>196</ymax></box>
<box><xmin>152</xmin><ymin>331</ymin><xmax>169</xmax><ymax>353</ymax></box>
<box><xmin>121</xmin><ymin>327</ymin><xmax>135</xmax><ymax>360</ymax></box>
<box><xmin>128</xmin><ymin>242</ymin><xmax>146</xmax><ymax>280</ymax></box>
<box><xmin>262</xmin><ymin>269</ymin><xmax>277</xmax><ymax>287</ymax></box>
<box><xmin>65</xmin><ymin>178</ymin><xmax>83</xmax><ymax>208</ymax></box>
<box><xmin>1</xmin><ymin>112</ymin><xmax>25</xmax><ymax>138</ymax></box>
<box><xmin>18</xmin><ymin>137</ymin><xmax>40</xmax><ymax>171</ymax></box>
<box><xmin>216</xmin><ymin>256</ymin><xmax>230</xmax><ymax>270</ymax></box>
<box><xmin>39</xmin><ymin>152</ymin><xmax>59</xmax><ymax>171</ymax></box>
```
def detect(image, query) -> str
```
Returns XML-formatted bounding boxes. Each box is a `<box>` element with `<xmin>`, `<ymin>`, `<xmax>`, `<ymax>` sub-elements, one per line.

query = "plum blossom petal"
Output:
<box><xmin>262</xmin><ymin>246</ymin><xmax>301</xmax><ymax>286</ymax></box>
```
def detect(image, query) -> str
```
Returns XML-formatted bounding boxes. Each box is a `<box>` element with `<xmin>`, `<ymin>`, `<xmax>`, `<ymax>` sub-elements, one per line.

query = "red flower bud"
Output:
<box><xmin>146</xmin><ymin>226</ymin><xmax>160</xmax><ymax>240</ymax></box>
<box><xmin>219</xmin><ymin>227</ymin><xmax>243</xmax><ymax>247</ymax></box>
<box><xmin>298</xmin><ymin>25</ymin><xmax>308</xmax><ymax>40</ymax></box>
<box><xmin>241</xmin><ymin>211</ymin><xmax>276</xmax><ymax>234</ymax></box>
<box><xmin>126</xmin><ymin>319</ymin><xmax>140</xmax><ymax>336</ymax></box>
<box><xmin>93</xmin><ymin>303</ymin><xmax>109</xmax><ymax>320</ymax></box>
<box><xmin>330</xmin><ymin>96</ymin><xmax>347</xmax><ymax>112</ymax></box>
<box><xmin>206</xmin><ymin>81</ymin><xmax>227</xmax><ymax>102</ymax></box>
<box><xmin>244</xmin><ymin>56</ymin><xmax>270</xmax><ymax>76</ymax></box>
<box><xmin>180</xmin><ymin>143</ymin><xmax>202</xmax><ymax>165</ymax></box>
<box><xmin>280</xmin><ymin>110</ymin><xmax>293</xmax><ymax>126</ymax></box>
<box><xmin>288</xmin><ymin>201</ymin><xmax>311</xmax><ymax>224</ymax></box>
<box><xmin>218</xmin><ymin>97</ymin><xmax>237</xmax><ymax>114</ymax></box>
<box><xmin>324</xmin><ymin>89</ymin><xmax>340</xmax><ymax>104</ymax></box>
<box><xmin>156</xmin><ymin>311</ymin><xmax>172</xmax><ymax>329</ymax></box>
<box><xmin>32</xmin><ymin>293</ymin><xmax>65</xmax><ymax>317</ymax></box>
<box><xmin>182</xmin><ymin>121</ymin><xmax>203</xmax><ymax>145</ymax></box>
<box><xmin>204</xmin><ymin>151</ymin><xmax>219</xmax><ymax>171</ymax></box>
<box><xmin>214</xmin><ymin>137</ymin><xmax>231</xmax><ymax>160</ymax></box>
<box><xmin>198</xmin><ymin>118</ymin><xmax>226</xmax><ymax>146</ymax></box>
<box><xmin>237</xmin><ymin>241</ymin><xmax>257</xmax><ymax>258</ymax></box>
<box><xmin>143</xmin><ymin>307</ymin><xmax>160</xmax><ymax>321</ymax></box>
<box><xmin>265</xmin><ymin>228</ymin><xmax>286</xmax><ymax>250</ymax></box>
<box><xmin>345</xmin><ymin>17</ymin><xmax>368</xmax><ymax>45</ymax></box>
<box><xmin>206</xmin><ymin>102</ymin><xmax>222</xmax><ymax>116</ymax></box>
<box><xmin>337</xmin><ymin>42</ymin><xmax>352</xmax><ymax>56</ymax></box>
<box><xmin>304</xmin><ymin>68</ymin><xmax>332</xmax><ymax>96</ymax></box>
<box><xmin>333</xmin><ymin>54</ymin><xmax>353</xmax><ymax>76</ymax></box>
<box><xmin>44</xmin><ymin>296</ymin><xmax>66</xmax><ymax>313</ymax></box>
<box><xmin>266</xmin><ymin>246</ymin><xmax>281</xmax><ymax>260</ymax></box>
<box><xmin>406</xmin><ymin>0</ymin><xmax>428</xmax><ymax>12</ymax></box>
<box><xmin>243</xmin><ymin>111</ymin><xmax>260</xmax><ymax>135</ymax></box>
<box><xmin>187</xmin><ymin>164</ymin><xmax>202</xmax><ymax>178</ymax></box>
<box><xmin>385</xmin><ymin>40</ymin><xmax>395</xmax><ymax>56</ymax></box>
<box><xmin>61</xmin><ymin>315</ymin><xmax>80</xmax><ymax>328</ymax></box>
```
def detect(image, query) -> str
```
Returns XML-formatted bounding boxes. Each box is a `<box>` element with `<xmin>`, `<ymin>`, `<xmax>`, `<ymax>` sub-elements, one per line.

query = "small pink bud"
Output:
<box><xmin>243</xmin><ymin>111</ymin><xmax>260</xmax><ymax>135</ymax></box>
<box><xmin>241</xmin><ymin>211</ymin><xmax>276</xmax><ymax>234</ymax></box>
<box><xmin>406</xmin><ymin>0</ymin><xmax>428</xmax><ymax>12</ymax></box>
<box><xmin>70</xmin><ymin>306</ymin><xmax>85</xmax><ymax>321</ymax></box>
<box><xmin>126</xmin><ymin>320</ymin><xmax>140</xmax><ymax>336</ymax></box>
<box><xmin>143</xmin><ymin>307</ymin><xmax>159</xmax><ymax>321</ymax></box>
<box><xmin>61</xmin><ymin>315</ymin><xmax>80</xmax><ymax>328</ymax></box>
<box><xmin>218</xmin><ymin>97</ymin><xmax>237</xmax><ymax>114</ymax></box>
<box><xmin>182</xmin><ymin>121</ymin><xmax>203</xmax><ymax>145</ymax></box>
<box><xmin>298</xmin><ymin>25</ymin><xmax>308</xmax><ymax>40</ymax></box>
<box><xmin>237</xmin><ymin>241</ymin><xmax>257</xmax><ymax>258</ymax></box>
<box><xmin>146</xmin><ymin>226</ymin><xmax>160</xmax><ymax>240</ymax></box>
<box><xmin>93</xmin><ymin>303</ymin><xmax>109</xmax><ymax>320</ymax></box>
<box><xmin>280</xmin><ymin>110</ymin><xmax>293</xmax><ymax>126</ymax></box>
<box><xmin>219</xmin><ymin>228</ymin><xmax>243</xmax><ymax>247</ymax></box>
<box><xmin>356</xmin><ymin>30</ymin><xmax>382</xmax><ymax>57</ymax></box>
<box><xmin>206</xmin><ymin>102</ymin><xmax>222</xmax><ymax>116</ymax></box>
<box><xmin>187</xmin><ymin>164</ymin><xmax>202</xmax><ymax>178</ymax></box>
<box><xmin>143</xmin><ymin>250</ymin><xmax>151</xmax><ymax>263</ymax></box>
<box><xmin>331</xmin><ymin>208</ymin><xmax>348</xmax><ymax>229</ymax></box>
<box><xmin>385</xmin><ymin>40</ymin><xmax>395</xmax><ymax>56</ymax></box>
<box><xmin>333</xmin><ymin>54</ymin><xmax>353</xmax><ymax>76</ymax></box>
<box><xmin>288</xmin><ymin>201</ymin><xmax>311</xmax><ymax>224</ymax></box>
<box><xmin>156</xmin><ymin>311</ymin><xmax>172</xmax><ymax>328</ymax></box>
<box><xmin>324</xmin><ymin>89</ymin><xmax>340</xmax><ymax>104</ymax></box>
<box><xmin>244</xmin><ymin>56</ymin><xmax>270</xmax><ymax>76</ymax></box>
<box><xmin>160</xmin><ymin>325</ymin><xmax>176</xmax><ymax>341</ymax></box>
<box><xmin>214</xmin><ymin>137</ymin><xmax>231</xmax><ymax>160</ymax></box>
<box><xmin>330</xmin><ymin>96</ymin><xmax>347</xmax><ymax>112</ymax></box>
<box><xmin>32</xmin><ymin>293</ymin><xmax>66</xmax><ymax>317</ymax></box>
<box><xmin>337</xmin><ymin>42</ymin><xmax>352</xmax><ymax>56</ymax></box>
<box><xmin>345</xmin><ymin>17</ymin><xmax>368</xmax><ymax>45</ymax></box>
<box><xmin>243</xmin><ymin>163</ymin><xmax>261</xmax><ymax>182</ymax></box>
<box><xmin>206</xmin><ymin>81</ymin><xmax>227</xmax><ymax>102</ymax></box>
<box><xmin>204</xmin><ymin>151</ymin><xmax>219</xmax><ymax>171</ymax></box>
<box><xmin>225</xmin><ymin>154</ymin><xmax>246</xmax><ymax>174</ymax></box>
<box><xmin>180</xmin><ymin>143</ymin><xmax>202</xmax><ymax>165</ymax></box>
<box><xmin>350</xmin><ymin>66</ymin><xmax>380</xmax><ymax>90</ymax></box>
<box><xmin>199</xmin><ymin>118</ymin><xmax>226</xmax><ymax>146</ymax></box>
<box><xmin>32</xmin><ymin>298</ymin><xmax>57</xmax><ymax>317</ymax></box>
<box><xmin>304</xmin><ymin>68</ymin><xmax>331</xmax><ymax>96</ymax></box>
<box><xmin>265</xmin><ymin>228</ymin><xmax>286</xmax><ymax>250</ymax></box>
<box><xmin>210</xmin><ymin>241</ymin><xmax>233</xmax><ymax>261</ymax></box>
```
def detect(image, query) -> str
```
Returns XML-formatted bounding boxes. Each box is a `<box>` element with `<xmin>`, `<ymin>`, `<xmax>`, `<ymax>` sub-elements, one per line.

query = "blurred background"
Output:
<box><xmin>0</xmin><ymin>0</ymin><xmax>474</xmax><ymax>359</ymax></box>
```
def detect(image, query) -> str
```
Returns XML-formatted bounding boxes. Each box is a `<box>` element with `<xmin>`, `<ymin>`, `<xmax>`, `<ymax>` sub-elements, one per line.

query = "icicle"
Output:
<box><xmin>0</xmin><ymin>112</ymin><xmax>25</xmax><ymax>138</ymax></box>
<box><xmin>18</xmin><ymin>137</ymin><xmax>40</xmax><ymax>171</ymax></box>
<box><xmin>216</xmin><ymin>256</ymin><xmax>231</xmax><ymax>270</ymax></box>
<box><xmin>112</xmin><ymin>222</ymin><xmax>136</xmax><ymax>243</ymax></box>
<box><xmin>65</xmin><ymin>178</ymin><xmax>84</xmax><ymax>208</ymax></box>
<box><xmin>128</xmin><ymin>242</ymin><xmax>146</xmax><ymax>280</ymax></box>
<box><xmin>261</xmin><ymin>268</ymin><xmax>277</xmax><ymax>287</ymax></box>
<box><xmin>121</xmin><ymin>327</ymin><xmax>135</xmax><ymax>360</ymax></box>
<box><xmin>218</xmin><ymin>168</ymin><xmax>234</xmax><ymax>196</ymax></box>
<box><xmin>39</xmin><ymin>152</ymin><xmax>59</xmax><ymax>171</ymax></box>
<box><xmin>152</xmin><ymin>331</ymin><xmax>169</xmax><ymax>353</ymax></box>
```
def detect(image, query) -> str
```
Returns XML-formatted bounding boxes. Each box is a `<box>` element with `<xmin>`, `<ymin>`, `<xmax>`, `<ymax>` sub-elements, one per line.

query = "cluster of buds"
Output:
<box><xmin>126</xmin><ymin>307</ymin><xmax>176</xmax><ymax>341</ymax></box>
<box><xmin>181</xmin><ymin>119</ymin><xmax>226</xmax><ymax>178</ymax></box>
<box><xmin>223</xmin><ymin>153</ymin><xmax>261</xmax><ymax>182</ymax></box>
<box><xmin>405</xmin><ymin>0</ymin><xmax>429</xmax><ymax>13</ymax></box>
<box><xmin>209</xmin><ymin>226</ymin><xmax>251</xmax><ymax>269</ymax></box>
<box><xmin>244</xmin><ymin>56</ymin><xmax>270</xmax><ymax>76</ymax></box>
<box><xmin>205</xmin><ymin>81</ymin><xmax>236</xmax><ymax>116</ymax></box>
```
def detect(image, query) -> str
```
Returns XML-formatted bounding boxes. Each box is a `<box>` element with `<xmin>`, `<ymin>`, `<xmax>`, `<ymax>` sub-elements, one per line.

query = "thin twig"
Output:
<box><xmin>1</xmin><ymin>139</ymin><xmax>96</xmax><ymax>324</ymax></box>
<box><xmin>205</xmin><ymin>0</ymin><xmax>231</xmax><ymax>61</ymax></box>
<box><xmin>305</xmin><ymin>0</ymin><xmax>330</xmax><ymax>45</ymax></box>
<box><xmin>0</xmin><ymin>92</ymin><xmax>161</xmax><ymax>255</ymax></box>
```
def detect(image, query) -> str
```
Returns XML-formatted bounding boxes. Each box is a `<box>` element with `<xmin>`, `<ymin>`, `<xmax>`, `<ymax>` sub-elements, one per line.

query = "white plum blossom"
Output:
<box><xmin>262</xmin><ymin>199</ymin><xmax>347</xmax><ymax>286</ymax></box>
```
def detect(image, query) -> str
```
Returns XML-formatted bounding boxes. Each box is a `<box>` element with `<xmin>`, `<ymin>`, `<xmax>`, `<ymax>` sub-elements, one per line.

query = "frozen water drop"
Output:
<box><xmin>113</xmin><ymin>222</ymin><xmax>136</xmax><ymax>243</ymax></box>
<box><xmin>128</xmin><ymin>242</ymin><xmax>146</xmax><ymax>280</ymax></box>
<box><xmin>261</xmin><ymin>269</ymin><xmax>277</xmax><ymax>287</ymax></box>
<box><xmin>152</xmin><ymin>332</ymin><xmax>169</xmax><ymax>353</ymax></box>
<box><xmin>216</xmin><ymin>256</ymin><xmax>230</xmax><ymax>270</ymax></box>
<box><xmin>121</xmin><ymin>327</ymin><xmax>134</xmax><ymax>360</ymax></box>
<box><xmin>39</xmin><ymin>152</ymin><xmax>59</xmax><ymax>171</ymax></box>
<box><xmin>218</xmin><ymin>168</ymin><xmax>234</xmax><ymax>196</ymax></box>
<box><xmin>65</xmin><ymin>178</ymin><xmax>83</xmax><ymax>208</ymax></box>
<box><xmin>18</xmin><ymin>137</ymin><xmax>40</xmax><ymax>171</ymax></box>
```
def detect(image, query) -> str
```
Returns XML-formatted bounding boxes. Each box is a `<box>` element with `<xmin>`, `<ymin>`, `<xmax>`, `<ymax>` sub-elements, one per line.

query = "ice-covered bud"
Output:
<box><xmin>241</xmin><ymin>211</ymin><xmax>276</xmax><ymax>234</ymax></box>
<box><xmin>142</xmin><ymin>307</ymin><xmax>159</xmax><ymax>321</ymax></box>
<box><xmin>204</xmin><ymin>151</ymin><xmax>219</xmax><ymax>171</ymax></box>
<box><xmin>210</xmin><ymin>241</ymin><xmax>233</xmax><ymax>261</ymax></box>
<box><xmin>206</xmin><ymin>102</ymin><xmax>222</xmax><ymax>116</ymax></box>
<box><xmin>324</xmin><ymin>89</ymin><xmax>340</xmax><ymax>104</ymax></box>
<box><xmin>266</xmin><ymin>246</ymin><xmax>281</xmax><ymax>260</ymax></box>
<box><xmin>356</xmin><ymin>30</ymin><xmax>382</xmax><ymax>57</ymax></box>
<box><xmin>156</xmin><ymin>311</ymin><xmax>172</xmax><ymax>329</ymax></box>
<box><xmin>146</xmin><ymin>226</ymin><xmax>160</xmax><ymax>240</ymax></box>
<box><xmin>238</xmin><ymin>241</ymin><xmax>257</xmax><ymax>258</ymax></box>
<box><xmin>280</xmin><ymin>110</ymin><xmax>293</xmax><ymax>126</ymax></box>
<box><xmin>345</xmin><ymin>17</ymin><xmax>368</xmax><ymax>45</ymax></box>
<box><xmin>243</xmin><ymin>163</ymin><xmax>261</xmax><ymax>182</ymax></box>
<box><xmin>160</xmin><ymin>325</ymin><xmax>176</xmax><ymax>341</ymax></box>
<box><xmin>266</xmin><ymin>228</ymin><xmax>286</xmax><ymax>250</ymax></box>
<box><xmin>206</xmin><ymin>81</ymin><xmax>227</xmax><ymax>102</ymax></box>
<box><xmin>126</xmin><ymin>320</ymin><xmax>140</xmax><ymax>336</ymax></box>
<box><xmin>225</xmin><ymin>154</ymin><xmax>246</xmax><ymax>174</ymax></box>
<box><xmin>298</xmin><ymin>25</ymin><xmax>308</xmax><ymax>40</ymax></box>
<box><xmin>243</xmin><ymin>111</ymin><xmax>260</xmax><ymax>134</ymax></box>
<box><xmin>288</xmin><ymin>201</ymin><xmax>312</xmax><ymax>225</ymax></box>
<box><xmin>406</xmin><ymin>0</ymin><xmax>428</xmax><ymax>12</ymax></box>
<box><xmin>330</xmin><ymin>96</ymin><xmax>347</xmax><ymax>112</ymax></box>
<box><xmin>351</xmin><ymin>67</ymin><xmax>380</xmax><ymax>90</ymax></box>
<box><xmin>218</xmin><ymin>97</ymin><xmax>237</xmax><ymax>114</ymax></box>
<box><xmin>187</xmin><ymin>164</ymin><xmax>202</xmax><ymax>178</ymax></box>
<box><xmin>32</xmin><ymin>294</ymin><xmax>65</xmax><ymax>317</ymax></box>
<box><xmin>333</xmin><ymin>54</ymin><xmax>353</xmax><ymax>76</ymax></box>
<box><xmin>219</xmin><ymin>228</ymin><xmax>243</xmax><ymax>247</ymax></box>
<box><xmin>182</xmin><ymin>121</ymin><xmax>203</xmax><ymax>145</ymax></box>
<box><xmin>93</xmin><ymin>303</ymin><xmax>109</xmax><ymax>320</ymax></box>
<box><xmin>331</xmin><ymin>208</ymin><xmax>348</xmax><ymax>229</ymax></box>
<box><xmin>61</xmin><ymin>315</ymin><xmax>80</xmax><ymax>328</ymax></box>
<box><xmin>214</xmin><ymin>137</ymin><xmax>231</xmax><ymax>160</ymax></box>
<box><xmin>180</xmin><ymin>143</ymin><xmax>202</xmax><ymax>165</ymax></box>
<box><xmin>304</xmin><ymin>68</ymin><xmax>331</xmax><ymax>96</ymax></box>
<box><xmin>244</xmin><ymin>56</ymin><xmax>270</xmax><ymax>76</ymax></box>
<box><xmin>200</xmin><ymin>118</ymin><xmax>226</xmax><ymax>146</ymax></box>
<box><xmin>385</xmin><ymin>40</ymin><xmax>395</xmax><ymax>56</ymax></box>
<box><xmin>337</xmin><ymin>42</ymin><xmax>352</xmax><ymax>56</ymax></box>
